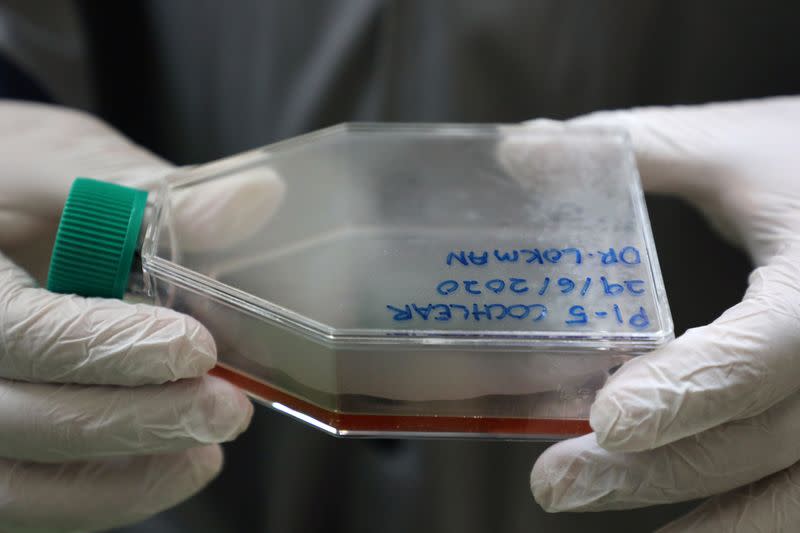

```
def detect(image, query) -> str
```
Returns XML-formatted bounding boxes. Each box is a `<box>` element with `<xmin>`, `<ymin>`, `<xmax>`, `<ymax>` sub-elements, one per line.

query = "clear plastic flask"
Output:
<box><xmin>47</xmin><ymin>123</ymin><xmax>673</xmax><ymax>440</ymax></box>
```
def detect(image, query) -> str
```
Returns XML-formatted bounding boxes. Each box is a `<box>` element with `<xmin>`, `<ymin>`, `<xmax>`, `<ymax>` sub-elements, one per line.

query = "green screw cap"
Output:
<box><xmin>47</xmin><ymin>178</ymin><xmax>148</xmax><ymax>298</ymax></box>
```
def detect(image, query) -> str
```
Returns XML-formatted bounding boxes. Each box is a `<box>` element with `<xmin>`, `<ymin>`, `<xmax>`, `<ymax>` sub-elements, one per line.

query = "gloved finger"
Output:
<box><xmin>589</xmin><ymin>247</ymin><xmax>800</xmax><ymax>452</ymax></box>
<box><xmin>0</xmin><ymin>445</ymin><xmax>222</xmax><ymax>533</ymax></box>
<box><xmin>657</xmin><ymin>462</ymin><xmax>800</xmax><ymax>533</ymax></box>
<box><xmin>0</xmin><ymin>251</ymin><xmax>219</xmax><ymax>385</ymax></box>
<box><xmin>0</xmin><ymin>375</ymin><xmax>252</xmax><ymax>462</ymax></box>
<box><xmin>0</xmin><ymin>101</ymin><xmax>172</xmax><ymax>226</ymax></box>
<box><xmin>532</xmin><ymin>390</ymin><xmax>800</xmax><ymax>512</ymax></box>
<box><xmin>167</xmin><ymin>166</ymin><xmax>286</xmax><ymax>254</ymax></box>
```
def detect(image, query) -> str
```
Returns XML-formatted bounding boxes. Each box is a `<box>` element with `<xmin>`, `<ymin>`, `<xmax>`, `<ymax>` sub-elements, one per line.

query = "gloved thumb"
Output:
<box><xmin>568</xmin><ymin>97</ymin><xmax>800</xmax><ymax>262</ymax></box>
<box><xmin>1</xmin><ymin>101</ymin><xmax>286</xmax><ymax>278</ymax></box>
<box><xmin>0</xmin><ymin>101</ymin><xmax>175</xmax><ymax>281</ymax></box>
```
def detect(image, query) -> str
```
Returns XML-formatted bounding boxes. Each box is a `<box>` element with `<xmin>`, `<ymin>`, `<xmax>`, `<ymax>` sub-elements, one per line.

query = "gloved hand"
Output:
<box><xmin>529</xmin><ymin>97</ymin><xmax>800</xmax><ymax>532</ymax></box>
<box><xmin>0</xmin><ymin>101</ymin><xmax>261</xmax><ymax>533</ymax></box>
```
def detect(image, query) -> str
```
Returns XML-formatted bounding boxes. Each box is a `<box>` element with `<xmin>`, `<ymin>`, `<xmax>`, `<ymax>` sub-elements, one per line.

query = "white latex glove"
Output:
<box><xmin>0</xmin><ymin>101</ymin><xmax>260</xmax><ymax>533</ymax></box>
<box><xmin>529</xmin><ymin>96</ymin><xmax>800</xmax><ymax>532</ymax></box>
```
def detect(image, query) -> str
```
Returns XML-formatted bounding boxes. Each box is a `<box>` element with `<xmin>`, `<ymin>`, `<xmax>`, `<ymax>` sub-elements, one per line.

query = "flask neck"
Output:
<box><xmin>126</xmin><ymin>206</ymin><xmax>153</xmax><ymax>297</ymax></box>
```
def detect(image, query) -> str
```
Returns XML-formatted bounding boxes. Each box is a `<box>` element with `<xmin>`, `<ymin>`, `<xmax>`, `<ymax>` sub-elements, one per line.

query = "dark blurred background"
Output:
<box><xmin>4</xmin><ymin>0</ymin><xmax>800</xmax><ymax>531</ymax></box>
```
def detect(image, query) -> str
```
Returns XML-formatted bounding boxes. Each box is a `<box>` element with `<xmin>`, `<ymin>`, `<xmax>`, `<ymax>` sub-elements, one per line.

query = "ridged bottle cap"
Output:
<box><xmin>47</xmin><ymin>178</ymin><xmax>148</xmax><ymax>298</ymax></box>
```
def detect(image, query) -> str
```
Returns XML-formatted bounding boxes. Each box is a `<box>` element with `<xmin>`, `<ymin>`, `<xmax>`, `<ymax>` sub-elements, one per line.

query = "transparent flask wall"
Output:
<box><xmin>141</xmin><ymin>124</ymin><xmax>672</xmax><ymax>439</ymax></box>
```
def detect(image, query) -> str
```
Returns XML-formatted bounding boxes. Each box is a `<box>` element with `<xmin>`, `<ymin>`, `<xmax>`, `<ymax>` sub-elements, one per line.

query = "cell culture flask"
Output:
<box><xmin>47</xmin><ymin>123</ymin><xmax>673</xmax><ymax>439</ymax></box>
